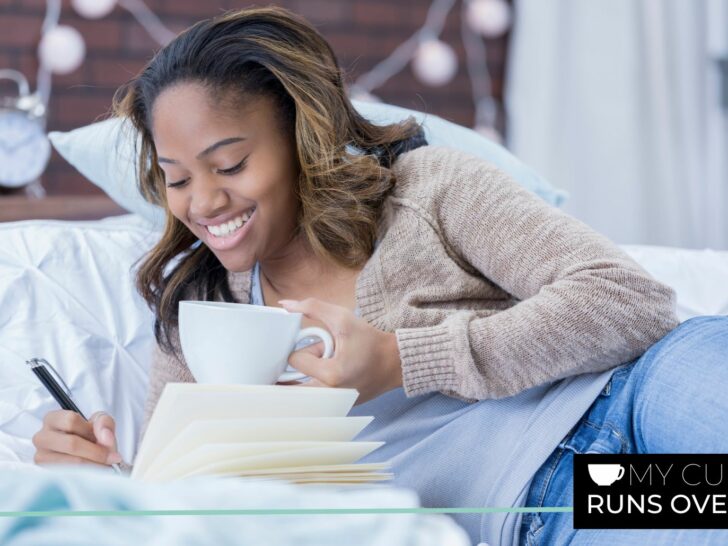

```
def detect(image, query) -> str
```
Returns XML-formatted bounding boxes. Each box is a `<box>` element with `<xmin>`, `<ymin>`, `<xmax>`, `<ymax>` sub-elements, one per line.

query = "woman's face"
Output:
<box><xmin>151</xmin><ymin>82</ymin><xmax>300</xmax><ymax>272</ymax></box>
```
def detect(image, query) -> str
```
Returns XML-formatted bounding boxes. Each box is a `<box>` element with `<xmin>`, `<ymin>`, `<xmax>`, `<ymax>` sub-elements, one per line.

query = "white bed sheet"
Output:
<box><xmin>0</xmin><ymin>215</ymin><xmax>726</xmax><ymax>469</ymax></box>
<box><xmin>621</xmin><ymin>244</ymin><xmax>728</xmax><ymax>320</ymax></box>
<box><xmin>0</xmin><ymin>215</ymin><xmax>160</xmax><ymax>465</ymax></box>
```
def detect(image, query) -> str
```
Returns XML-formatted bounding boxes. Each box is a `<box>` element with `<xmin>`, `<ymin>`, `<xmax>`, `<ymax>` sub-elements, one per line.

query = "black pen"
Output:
<box><xmin>26</xmin><ymin>358</ymin><xmax>122</xmax><ymax>474</ymax></box>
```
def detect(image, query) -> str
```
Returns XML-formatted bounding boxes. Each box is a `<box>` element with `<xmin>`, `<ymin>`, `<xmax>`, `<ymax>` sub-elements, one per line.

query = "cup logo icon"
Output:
<box><xmin>588</xmin><ymin>464</ymin><xmax>625</xmax><ymax>486</ymax></box>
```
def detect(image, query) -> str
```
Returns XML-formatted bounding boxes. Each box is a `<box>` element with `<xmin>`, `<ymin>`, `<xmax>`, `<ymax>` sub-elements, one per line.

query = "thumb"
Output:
<box><xmin>90</xmin><ymin>411</ymin><xmax>119</xmax><ymax>454</ymax></box>
<box><xmin>288</xmin><ymin>351</ymin><xmax>330</xmax><ymax>384</ymax></box>
<box><xmin>298</xmin><ymin>378</ymin><xmax>327</xmax><ymax>388</ymax></box>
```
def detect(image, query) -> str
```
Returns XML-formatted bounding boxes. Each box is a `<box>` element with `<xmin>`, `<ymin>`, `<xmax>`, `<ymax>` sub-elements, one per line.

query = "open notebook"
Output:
<box><xmin>130</xmin><ymin>383</ymin><xmax>390</xmax><ymax>484</ymax></box>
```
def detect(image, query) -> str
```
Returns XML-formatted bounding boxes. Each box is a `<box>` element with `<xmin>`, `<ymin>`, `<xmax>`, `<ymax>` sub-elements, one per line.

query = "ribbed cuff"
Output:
<box><xmin>356</xmin><ymin>264</ymin><xmax>387</xmax><ymax>324</ymax></box>
<box><xmin>396</xmin><ymin>324</ymin><xmax>458</xmax><ymax>396</ymax></box>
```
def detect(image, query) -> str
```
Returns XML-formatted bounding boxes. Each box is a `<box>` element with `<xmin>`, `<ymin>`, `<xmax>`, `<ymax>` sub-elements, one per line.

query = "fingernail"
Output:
<box><xmin>107</xmin><ymin>452</ymin><xmax>122</xmax><ymax>465</ymax></box>
<box><xmin>100</xmin><ymin>428</ymin><xmax>114</xmax><ymax>445</ymax></box>
<box><xmin>278</xmin><ymin>300</ymin><xmax>296</xmax><ymax>306</ymax></box>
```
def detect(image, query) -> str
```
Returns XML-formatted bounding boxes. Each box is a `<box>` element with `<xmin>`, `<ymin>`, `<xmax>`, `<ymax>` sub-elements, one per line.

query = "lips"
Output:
<box><xmin>196</xmin><ymin>206</ymin><xmax>256</xmax><ymax>227</ymax></box>
<box><xmin>203</xmin><ymin>208</ymin><xmax>255</xmax><ymax>237</ymax></box>
<box><xmin>201</xmin><ymin>207</ymin><xmax>256</xmax><ymax>251</ymax></box>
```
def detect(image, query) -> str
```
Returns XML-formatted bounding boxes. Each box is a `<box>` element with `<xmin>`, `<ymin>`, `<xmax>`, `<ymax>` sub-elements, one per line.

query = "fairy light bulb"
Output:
<box><xmin>38</xmin><ymin>25</ymin><xmax>86</xmax><ymax>75</ymax></box>
<box><xmin>412</xmin><ymin>39</ymin><xmax>458</xmax><ymax>87</ymax></box>
<box><xmin>71</xmin><ymin>0</ymin><xmax>117</xmax><ymax>19</ymax></box>
<box><xmin>466</xmin><ymin>0</ymin><xmax>512</xmax><ymax>38</ymax></box>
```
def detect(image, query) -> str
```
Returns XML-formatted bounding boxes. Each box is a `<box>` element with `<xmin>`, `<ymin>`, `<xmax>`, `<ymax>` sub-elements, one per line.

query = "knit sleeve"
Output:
<box><xmin>394</xmin><ymin>147</ymin><xmax>679</xmax><ymax>401</ymax></box>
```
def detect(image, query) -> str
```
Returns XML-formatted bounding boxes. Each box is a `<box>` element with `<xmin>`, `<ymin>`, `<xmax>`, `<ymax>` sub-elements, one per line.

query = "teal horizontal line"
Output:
<box><xmin>0</xmin><ymin>507</ymin><xmax>573</xmax><ymax>517</ymax></box>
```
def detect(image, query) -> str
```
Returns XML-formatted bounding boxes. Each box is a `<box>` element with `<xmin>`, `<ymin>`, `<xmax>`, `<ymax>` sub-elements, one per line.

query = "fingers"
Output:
<box><xmin>279</xmin><ymin>298</ymin><xmax>350</xmax><ymax>337</ymax></box>
<box><xmin>33</xmin><ymin>429</ymin><xmax>113</xmax><ymax>466</ymax></box>
<box><xmin>35</xmin><ymin>409</ymin><xmax>122</xmax><ymax>466</ymax></box>
<box><xmin>288</xmin><ymin>350</ymin><xmax>339</xmax><ymax>386</ymax></box>
<box><xmin>276</xmin><ymin>377</ymin><xmax>327</xmax><ymax>388</ymax></box>
<box><xmin>90</xmin><ymin>412</ymin><xmax>116</xmax><ymax>448</ymax></box>
<box><xmin>90</xmin><ymin>412</ymin><xmax>122</xmax><ymax>465</ymax></box>
<box><xmin>296</xmin><ymin>340</ymin><xmax>325</xmax><ymax>358</ymax></box>
<box><xmin>43</xmin><ymin>410</ymin><xmax>95</xmax><ymax>442</ymax></box>
<box><xmin>35</xmin><ymin>448</ymin><xmax>109</xmax><ymax>468</ymax></box>
<box><xmin>298</xmin><ymin>378</ymin><xmax>326</xmax><ymax>388</ymax></box>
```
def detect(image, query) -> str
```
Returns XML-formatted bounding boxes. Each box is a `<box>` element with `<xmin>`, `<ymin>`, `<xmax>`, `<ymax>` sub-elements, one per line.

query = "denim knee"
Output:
<box><xmin>631</xmin><ymin>315</ymin><xmax>728</xmax><ymax>453</ymax></box>
<box><xmin>629</xmin><ymin>316</ymin><xmax>726</xmax><ymax>386</ymax></box>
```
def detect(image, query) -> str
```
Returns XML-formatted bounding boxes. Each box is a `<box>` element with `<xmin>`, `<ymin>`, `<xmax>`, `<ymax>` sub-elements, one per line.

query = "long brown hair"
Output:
<box><xmin>112</xmin><ymin>6</ymin><xmax>427</xmax><ymax>356</ymax></box>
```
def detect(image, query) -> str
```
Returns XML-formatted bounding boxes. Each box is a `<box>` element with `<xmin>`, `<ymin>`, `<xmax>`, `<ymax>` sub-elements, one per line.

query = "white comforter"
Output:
<box><xmin>2</xmin><ymin>215</ymin><xmax>727</xmax><ymax>467</ymax></box>
<box><xmin>0</xmin><ymin>215</ymin><xmax>726</xmax><ymax>545</ymax></box>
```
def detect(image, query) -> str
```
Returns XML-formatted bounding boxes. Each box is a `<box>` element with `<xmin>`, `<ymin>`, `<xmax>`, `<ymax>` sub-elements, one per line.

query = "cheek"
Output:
<box><xmin>269</xmin><ymin>187</ymin><xmax>299</xmax><ymax>234</ymax></box>
<box><xmin>165</xmin><ymin>191</ymin><xmax>189</xmax><ymax>224</ymax></box>
<box><xmin>255</xmin><ymin>175</ymin><xmax>298</xmax><ymax>222</ymax></box>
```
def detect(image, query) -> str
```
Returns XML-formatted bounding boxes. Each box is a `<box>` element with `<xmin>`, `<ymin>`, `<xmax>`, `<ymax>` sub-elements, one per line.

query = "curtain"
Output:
<box><xmin>506</xmin><ymin>0</ymin><xmax>728</xmax><ymax>249</ymax></box>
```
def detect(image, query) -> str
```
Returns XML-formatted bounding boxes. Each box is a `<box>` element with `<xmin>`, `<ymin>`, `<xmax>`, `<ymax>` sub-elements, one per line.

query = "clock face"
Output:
<box><xmin>0</xmin><ymin>110</ymin><xmax>51</xmax><ymax>187</ymax></box>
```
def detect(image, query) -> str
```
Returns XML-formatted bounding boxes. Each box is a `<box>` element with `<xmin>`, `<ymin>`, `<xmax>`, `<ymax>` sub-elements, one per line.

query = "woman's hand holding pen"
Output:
<box><xmin>33</xmin><ymin>410</ymin><xmax>123</xmax><ymax>467</ymax></box>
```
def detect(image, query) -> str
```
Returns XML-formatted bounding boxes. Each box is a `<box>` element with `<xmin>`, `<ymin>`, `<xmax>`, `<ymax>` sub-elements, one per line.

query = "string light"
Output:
<box><xmin>465</xmin><ymin>0</ymin><xmax>511</xmax><ymax>38</ymax></box>
<box><xmin>38</xmin><ymin>25</ymin><xmax>86</xmax><ymax>75</ymax></box>
<box><xmin>352</xmin><ymin>0</ymin><xmax>510</xmax><ymax>139</ymax></box>
<box><xmin>461</xmin><ymin>0</ymin><xmax>500</xmax><ymax>140</ymax></box>
<box><xmin>71</xmin><ymin>0</ymin><xmax>116</xmax><ymax>19</ymax></box>
<box><xmin>36</xmin><ymin>0</ymin><xmax>176</xmax><ymax>112</ymax></box>
<box><xmin>117</xmin><ymin>0</ymin><xmax>176</xmax><ymax>46</ymax></box>
<box><xmin>32</xmin><ymin>0</ymin><xmax>510</xmax><ymax>139</ymax></box>
<box><xmin>412</xmin><ymin>38</ymin><xmax>458</xmax><ymax>86</ymax></box>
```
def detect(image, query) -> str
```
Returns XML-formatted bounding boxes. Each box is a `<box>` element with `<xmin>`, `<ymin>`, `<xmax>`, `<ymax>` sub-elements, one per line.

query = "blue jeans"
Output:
<box><xmin>519</xmin><ymin>315</ymin><xmax>728</xmax><ymax>546</ymax></box>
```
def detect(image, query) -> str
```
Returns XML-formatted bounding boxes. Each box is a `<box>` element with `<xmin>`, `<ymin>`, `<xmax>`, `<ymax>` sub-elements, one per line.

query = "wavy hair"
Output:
<box><xmin>112</xmin><ymin>6</ymin><xmax>427</xmax><ymax>356</ymax></box>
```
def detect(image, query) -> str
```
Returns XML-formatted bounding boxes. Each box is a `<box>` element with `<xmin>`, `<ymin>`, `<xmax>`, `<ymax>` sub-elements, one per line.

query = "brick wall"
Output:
<box><xmin>0</xmin><ymin>0</ymin><xmax>510</xmax><ymax>195</ymax></box>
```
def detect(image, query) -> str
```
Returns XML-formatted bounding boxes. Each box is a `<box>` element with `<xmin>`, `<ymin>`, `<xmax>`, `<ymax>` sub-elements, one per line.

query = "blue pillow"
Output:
<box><xmin>48</xmin><ymin>100</ymin><xmax>566</xmax><ymax>226</ymax></box>
<box><xmin>351</xmin><ymin>99</ymin><xmax>567</xmax><ymax>207</ymax></box>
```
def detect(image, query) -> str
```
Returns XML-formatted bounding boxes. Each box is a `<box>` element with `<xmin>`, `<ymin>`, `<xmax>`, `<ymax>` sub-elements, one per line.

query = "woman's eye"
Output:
<box><xmin>165</xmin><ymin>156</ymin><xmax>247</xmax><ymax>188</ymax></box>
<box><xmin>166</xmin><ymin>178</ymin><xmax>189</xmax><ymax>189</ymax></box>
<box><xmin>217</xmin><ymin>157</ymin><xmax>248</xmax><ymax>175</ymax></box>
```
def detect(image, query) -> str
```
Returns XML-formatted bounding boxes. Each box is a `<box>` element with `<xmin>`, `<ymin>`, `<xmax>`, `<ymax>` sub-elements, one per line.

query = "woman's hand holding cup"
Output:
<box><xmin>279</xmin><ymin>298</ymin><xmax>403</xmax><ymax>404</ymax></box>
<box><xmin>177</xmin><ymin>299</ymin><xmax>401</xmax><ymax>402</ymax></box>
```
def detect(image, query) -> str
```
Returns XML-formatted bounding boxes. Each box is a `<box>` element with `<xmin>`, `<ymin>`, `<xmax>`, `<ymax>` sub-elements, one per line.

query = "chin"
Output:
<box><xmin>214</xmin><ymin>253</ymin><xmax>256</xmax><ymax>274</ymax></box>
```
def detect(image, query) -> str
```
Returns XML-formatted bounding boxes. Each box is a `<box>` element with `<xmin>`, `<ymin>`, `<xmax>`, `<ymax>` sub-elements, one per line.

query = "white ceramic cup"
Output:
<box><xmin>178</xmin><ymin>301</ymin><xmax>333</xmax><ymax>385</ymax></box>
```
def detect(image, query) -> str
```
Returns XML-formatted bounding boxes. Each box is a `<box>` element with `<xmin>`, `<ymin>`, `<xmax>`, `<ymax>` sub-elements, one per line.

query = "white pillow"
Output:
<box><xmin>48</xmin><ymin>119</ymin><xmax>166</xmax><ymax>230</ymax></box>
<box><xmin>352</xmin><ymin>100</ymin><xmax>567</xmax><ymax>206</ymax></box>
<box><xmin>0</xmin><ymin>217</ymin><xmax>161</xmax><ymax>465</ymax></box>
<box><xmin>621</xmin><ymin>245</ymin><xmax>728</xmax><ymax>321</ymax></box>
<box><xmin>48</xmin><ymin>100</ymin><xmax>567</xmax><ymax>225</ymax></box>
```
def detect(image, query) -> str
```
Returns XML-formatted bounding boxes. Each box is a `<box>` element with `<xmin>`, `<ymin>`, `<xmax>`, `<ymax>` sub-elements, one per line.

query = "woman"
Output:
<box><xmin>32</xmin><ymin>6</ymin><xmax>728</xmax><ymax>546</ymax></box>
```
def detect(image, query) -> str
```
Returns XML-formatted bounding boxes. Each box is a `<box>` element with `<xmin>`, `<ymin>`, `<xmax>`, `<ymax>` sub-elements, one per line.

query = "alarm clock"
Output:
<box><xmin>0</xmin><ymin>69</ymin><xmax>51</xmax><ymax>189</ymax></box>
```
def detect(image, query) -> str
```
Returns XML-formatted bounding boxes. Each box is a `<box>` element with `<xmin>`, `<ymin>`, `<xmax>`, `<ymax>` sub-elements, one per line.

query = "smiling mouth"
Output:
<box><xmin>203</xmin><ymin>207</ymin><xmax>256</xmax><ymax>238</ymax></box>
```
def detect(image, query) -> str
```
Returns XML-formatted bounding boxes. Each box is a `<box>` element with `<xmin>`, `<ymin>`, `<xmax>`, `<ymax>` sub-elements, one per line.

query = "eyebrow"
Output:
<box><xmin>157</xmin><ymin>137</ymin><xmax>246</xmax><ymax>164</ymax></box>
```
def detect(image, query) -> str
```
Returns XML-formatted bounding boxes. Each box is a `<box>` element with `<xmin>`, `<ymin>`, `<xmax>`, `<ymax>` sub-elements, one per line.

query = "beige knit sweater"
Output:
<box><xmin>140</xmin><ymin>145</ymin><xmax>678</xmax><ymax>438</ymax></box>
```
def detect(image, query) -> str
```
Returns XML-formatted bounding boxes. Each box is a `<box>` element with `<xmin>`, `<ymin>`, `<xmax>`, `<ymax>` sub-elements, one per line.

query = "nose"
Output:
<box><xmin>188</xmin><ymin>178</ymin><xmax>230</xmax><ymax>219</ymax></box>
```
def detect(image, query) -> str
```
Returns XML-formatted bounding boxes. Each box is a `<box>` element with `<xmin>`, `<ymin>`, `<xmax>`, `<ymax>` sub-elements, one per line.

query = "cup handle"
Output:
<box><xmin>278</xmin><ymin>327</ymin><xmax>334</xmax><ymax>382</ymax></box>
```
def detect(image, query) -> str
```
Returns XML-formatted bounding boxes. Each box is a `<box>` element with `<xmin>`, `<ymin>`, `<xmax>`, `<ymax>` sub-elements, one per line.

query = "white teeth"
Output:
<box><xmin>205</xmin><ymin>208</ymin><xmax>254</xmax><ymax>238</ymax></box>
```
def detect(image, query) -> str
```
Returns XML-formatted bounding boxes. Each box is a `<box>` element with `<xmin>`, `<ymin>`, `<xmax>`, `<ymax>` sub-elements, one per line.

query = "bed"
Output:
<box><xmin>1</xmin><ymin>103</ymin><xmax>726</xmax><ymax>545</ymax></box>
